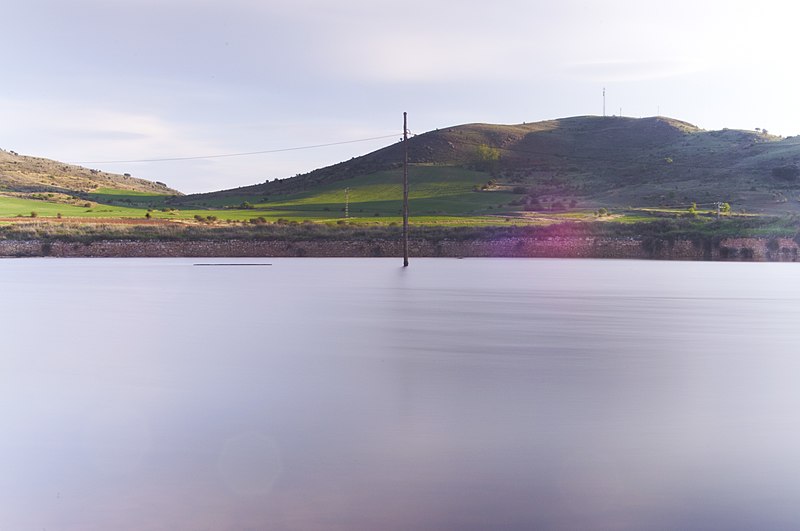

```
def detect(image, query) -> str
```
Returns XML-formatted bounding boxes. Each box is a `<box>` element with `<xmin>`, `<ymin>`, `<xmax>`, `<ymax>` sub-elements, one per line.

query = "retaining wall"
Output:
<box><xmin>0</xmin><ymin>237</ymin><xmax>797</xmax><ymax>261</ymax></box>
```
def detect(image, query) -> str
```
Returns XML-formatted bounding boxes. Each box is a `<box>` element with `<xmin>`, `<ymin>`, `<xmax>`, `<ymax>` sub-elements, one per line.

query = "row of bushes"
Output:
<box><xmin>1</xmin><ymin>216</ymin><xmax>798</xmax><ymax>245</ymax></box>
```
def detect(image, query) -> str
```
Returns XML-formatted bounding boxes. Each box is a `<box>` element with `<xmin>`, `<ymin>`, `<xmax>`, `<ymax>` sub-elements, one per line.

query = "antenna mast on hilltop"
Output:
<box><xmin>603</xmin><ymin>88</ymin><xmax>606</xmax><ymax>117</ymax></box>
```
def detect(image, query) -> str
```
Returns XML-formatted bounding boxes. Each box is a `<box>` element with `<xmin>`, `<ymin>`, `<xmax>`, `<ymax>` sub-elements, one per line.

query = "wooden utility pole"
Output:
<box><xmin>403</xmin><ymin>112</ymin><xmax>409</xmax><ymax>267</ymax></box>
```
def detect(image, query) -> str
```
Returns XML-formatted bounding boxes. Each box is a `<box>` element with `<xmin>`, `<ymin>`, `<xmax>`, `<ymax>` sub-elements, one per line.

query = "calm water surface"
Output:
<box><xmin>2</xmin><ymin>257</ymin><xmax>800</xmax><ymax>530</ymax></box>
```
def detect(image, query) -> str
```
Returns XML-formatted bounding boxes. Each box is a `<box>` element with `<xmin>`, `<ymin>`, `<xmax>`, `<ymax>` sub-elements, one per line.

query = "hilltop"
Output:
<box><xmin>176</xmin><ymin>115</ymin><xmax>800</xmax><ymax>217</ymax></box>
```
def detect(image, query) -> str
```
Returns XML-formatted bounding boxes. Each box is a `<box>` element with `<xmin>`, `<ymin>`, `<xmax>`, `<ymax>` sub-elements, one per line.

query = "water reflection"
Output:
<box><xmin>1</xmin><ymin>258</ymin><xmax>800</xmax><ymax>530</ymax></box>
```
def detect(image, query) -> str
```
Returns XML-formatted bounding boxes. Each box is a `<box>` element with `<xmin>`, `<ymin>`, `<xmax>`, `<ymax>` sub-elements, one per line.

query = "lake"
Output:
<box><xmin>2</xmin><ymin>257</ymin><xmax>800</xmax><ymax>530</ymax></box>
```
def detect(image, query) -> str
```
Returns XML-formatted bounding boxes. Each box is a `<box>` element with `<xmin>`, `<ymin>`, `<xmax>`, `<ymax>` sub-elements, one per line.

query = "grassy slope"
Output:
<box><xmin>0</xmin><ymin>150</ymin><xmax>179</xmax><ymax>194</ymax></box>
<box><xmin>2</xmin><ymin>116</ymin><xmax>800</xmax><ymax>228</ymax></box>
<box><xmin>176</xmin><ymin>115</ymin><xmax>800</xmax><ymax>218</ymax></box>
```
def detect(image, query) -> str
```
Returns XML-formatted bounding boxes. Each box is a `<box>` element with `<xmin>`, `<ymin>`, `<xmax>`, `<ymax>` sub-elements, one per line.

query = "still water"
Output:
<box><xmin>2</xmin><ymin>257</ymin><xmax>800</xmax><ymax>530</ymax></box>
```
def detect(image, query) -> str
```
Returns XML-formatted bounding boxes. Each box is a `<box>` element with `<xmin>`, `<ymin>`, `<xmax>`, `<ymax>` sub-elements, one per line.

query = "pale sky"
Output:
<box><xmin>1</xmin><ymin>0</ymin><xmax>798</xmax><ymax>194</ymax></box>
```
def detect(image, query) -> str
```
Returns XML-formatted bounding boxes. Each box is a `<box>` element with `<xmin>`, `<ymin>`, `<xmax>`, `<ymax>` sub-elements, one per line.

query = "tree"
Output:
<box><xmin>721</xmin><ymin>202</ymin><xmax>731</xmax><ymax>215</ymax></box>
<box><xmin>476</xmin><ymin>144</ymin><xmax>500</xmax><ymax>162</ymax></box>
<box><xmin>474</xmin><ymin>144</ymin><xmax>500</xmax><ymax>171</ymax></box>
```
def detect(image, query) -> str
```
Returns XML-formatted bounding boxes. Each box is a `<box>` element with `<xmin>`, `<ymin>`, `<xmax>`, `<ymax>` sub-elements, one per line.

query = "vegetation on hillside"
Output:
<box><xmin>2</xmin><ymin>116</ymin><xmax>800</xmax><ymax>241</ymax></box>
<box><xmin>0</xmin><ymin>149</ymin><xmax>179</xmax><ymax>195</ymax></box>
<box><xmin>3</xmin><ymin>215</ymin><xmax>799</xmax><ymax>246</ymax></box>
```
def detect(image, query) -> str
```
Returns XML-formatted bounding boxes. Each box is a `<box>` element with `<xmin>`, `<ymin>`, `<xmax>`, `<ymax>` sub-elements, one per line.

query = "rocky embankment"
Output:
<box><xmin>0</xmin><ymin>236</ymin><xmax>797</xmax><ymax>261</ymax></box>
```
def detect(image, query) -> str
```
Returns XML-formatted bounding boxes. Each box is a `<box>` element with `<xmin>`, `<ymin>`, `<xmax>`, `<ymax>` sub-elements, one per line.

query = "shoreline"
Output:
<box><xmin>0</xmin><ymin>236</ymin><xmax>797</xmax><ymax>261</ymax></box>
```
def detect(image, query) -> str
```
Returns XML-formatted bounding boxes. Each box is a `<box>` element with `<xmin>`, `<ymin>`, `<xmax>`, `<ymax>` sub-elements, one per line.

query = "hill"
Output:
<box><xmin>2</xmin><ymin>116</ymin><xmax>800</xmax><ymax>225</ymax></box>
<box><xmin>0</xmin><ymin>148</ymin><xmax>180</xmax><ymax>207</ymax></box>
<box><xmin>175</xmin><ymin>115</ymin><xmax>800</xmax><ymax>218</ymax></box>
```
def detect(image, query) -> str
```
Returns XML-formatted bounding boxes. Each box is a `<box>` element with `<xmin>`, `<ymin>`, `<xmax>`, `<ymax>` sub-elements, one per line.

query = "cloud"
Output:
<box><xmin>564</xmin><ymin>59</ymin><xmax>708</xmax><ymax>82</ymax></box>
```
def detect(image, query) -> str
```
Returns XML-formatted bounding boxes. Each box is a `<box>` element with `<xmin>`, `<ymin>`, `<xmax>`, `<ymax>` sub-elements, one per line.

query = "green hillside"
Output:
<box><xmin>2</xmin><ymin>116</ymin><xmax>800</xmax><ymax>226</ymax></box>
<box><xmin>176</xmin><ymin>115</ymin><xmax>800</xmax><ymax>220</ymax></box>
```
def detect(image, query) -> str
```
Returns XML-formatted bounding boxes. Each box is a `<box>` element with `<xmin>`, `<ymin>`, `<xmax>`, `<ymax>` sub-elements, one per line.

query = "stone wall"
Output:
<box><xmin>0</xmin><ymin>236</ymin><xmax>797</xmax><ymax>261</ymax></box>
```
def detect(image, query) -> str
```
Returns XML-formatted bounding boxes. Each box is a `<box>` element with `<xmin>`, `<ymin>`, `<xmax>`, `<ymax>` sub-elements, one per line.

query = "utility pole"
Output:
<box><xmin>344</xmin><ymin>187</ymin><xmax>349</xmax><ymax>219</ymax></box>
<box><xmin>403</xmin><ymin>112</ymin><xmax>409</xmax><ymax>267</ymax></box>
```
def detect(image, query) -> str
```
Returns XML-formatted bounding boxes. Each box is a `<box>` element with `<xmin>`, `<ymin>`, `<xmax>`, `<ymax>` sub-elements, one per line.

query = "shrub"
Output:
<box><xmin>767</xmin><ymin>238</ymin><xmax>780</xmax><ymax>252</ymax></box>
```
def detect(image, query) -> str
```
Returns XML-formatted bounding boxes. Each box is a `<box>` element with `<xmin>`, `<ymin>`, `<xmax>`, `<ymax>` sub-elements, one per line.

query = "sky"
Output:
<box><xmin>1</xmin><ymin>0</ymin><xmax>799</xmax><ymax>194</ymax></box>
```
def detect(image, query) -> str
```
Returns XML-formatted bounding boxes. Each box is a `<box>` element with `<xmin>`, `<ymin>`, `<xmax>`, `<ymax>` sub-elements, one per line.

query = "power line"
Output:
<box><xmin>68</xmin><ymin>133</ymin><xmax>399</xmax><ymax>165</ymax></box>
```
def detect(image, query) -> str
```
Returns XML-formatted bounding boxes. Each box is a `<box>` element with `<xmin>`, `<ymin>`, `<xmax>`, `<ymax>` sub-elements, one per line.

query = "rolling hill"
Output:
<box><xmin>0</xmin><ymin>148</ymin><xmax>182</xmax><ymax>218</ymax></box>
<box><xmin>2</xmin><ymin>116</ymin><xmax>800</xmax><ymax>224</ymax></box>
<box><xmin>176</xmin><ymin>115</ymin><xmax>800</xmax><ymax>218</ymax></box>
<box><xmin>0</xmin><ymin>149</ymin><xmax>178</xmax><ymax>195</ymax></box>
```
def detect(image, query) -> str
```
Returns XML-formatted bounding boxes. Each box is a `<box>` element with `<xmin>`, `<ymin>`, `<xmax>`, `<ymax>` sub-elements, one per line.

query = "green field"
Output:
<box><xmin>178</xmin><ymin>166</ymin><xmax>515</xmax><ymax>216</ymax></box>
<box><xmin>0</xmin><ymin>167</ymin><xmax>535</xmax><ymax>225</ymax></box>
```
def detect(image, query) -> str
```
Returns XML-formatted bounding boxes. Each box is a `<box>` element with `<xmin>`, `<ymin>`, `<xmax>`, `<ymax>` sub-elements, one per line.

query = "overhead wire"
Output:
<box><xmin>68</xmin><ymin>133</ymin><xmax>400</xmax><ymax>165</ymax></box>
